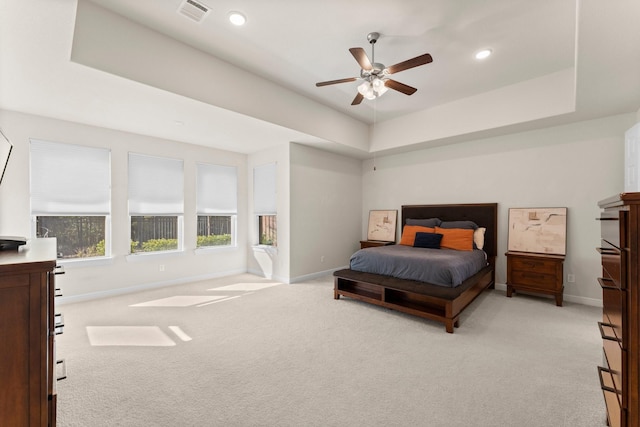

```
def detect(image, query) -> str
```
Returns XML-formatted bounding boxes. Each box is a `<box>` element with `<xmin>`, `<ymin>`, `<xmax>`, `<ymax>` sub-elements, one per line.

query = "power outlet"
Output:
<box><xmin>567</xmin><ymin>274</ymin><xmax>575</xmax><ymax>283</ymax></box>
<box><xmin>159</xmin><ymin>264</ymin><xmax>165</xmax><ymax>272</ymax></box>
<box><xmin>320</xmin><ymin>256</ymin><xmax>325</xmax><ymax>263</ymax></box>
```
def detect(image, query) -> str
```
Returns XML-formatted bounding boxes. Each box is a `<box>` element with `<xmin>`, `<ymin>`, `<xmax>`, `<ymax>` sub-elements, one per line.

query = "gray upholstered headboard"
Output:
<box><xmin>401</xmin><ymin>203</ymin><xmax>498</xmax><ymax>259</ymax></box>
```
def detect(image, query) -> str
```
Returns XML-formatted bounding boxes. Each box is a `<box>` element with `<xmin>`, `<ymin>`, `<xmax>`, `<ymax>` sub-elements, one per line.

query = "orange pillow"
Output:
<box><xmin>400</xmin><ymin>225</ymin><xmax>435</xmax><ymax>246</ymax></box>
<box><xmin>434</xmin><ymin>227</ymin><xmax>474</xmax><ymax>251</ymax></box>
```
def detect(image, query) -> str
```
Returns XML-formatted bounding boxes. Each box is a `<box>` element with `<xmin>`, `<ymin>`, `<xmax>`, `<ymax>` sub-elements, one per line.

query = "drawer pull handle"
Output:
<box><xmin>598</xmin><ymin>322</ymin><xmax>621</xmax><ymax>343</ymax></box>
<box><xmin>54</xmin><ymin>265</ymin><xmax>65</xmax><ymax>275</ymax></box>
<box><xmin>596</xmin><ymin>218</ymin><xmax>619</xmax><ymax>221</ymax></box>
<box><xmin>597</xmin><ymin>366</ymin><xmax>621</xmax><ymax>394</ymax></box>
<box><xmin>597</xmin><ymin>247</ymin><xmax>620</xmax><ymax>255</ymax></box>
<box><xmin>54</xmin><ymin>313</ymin><xmax>64</xmax><ymax>335</ymax></box>
<box><xmin>55</xmin><ymin>287</ymin><xmax>63</xmax><ymax>297</ymax></box>
<box><xmin>598</xmin><ymin>277</ymin><xmax>618</xmax><ymax>290</ymax></box>
<box><xmin>56</xmin><ymin>359</ymin><xmax>67</xmax><ymax>381</ymax></box>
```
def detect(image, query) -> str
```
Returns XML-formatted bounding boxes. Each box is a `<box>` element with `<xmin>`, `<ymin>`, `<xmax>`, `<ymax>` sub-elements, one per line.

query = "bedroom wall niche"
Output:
<box><xmin>361</xmin><ymin>113</ymin><xmax>634</xmax><ymax>306</ymax></box>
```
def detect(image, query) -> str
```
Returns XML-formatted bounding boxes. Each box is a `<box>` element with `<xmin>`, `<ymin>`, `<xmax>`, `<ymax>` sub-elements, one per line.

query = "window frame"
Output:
<box><xmin>253</xmin><ymin>162</ymin><xmax>277</xmax><ymax>247</ymax></box>
<box><xmin>196</xmin><ymin>163</ymin><xmax>238</xmax><ymax>249</ymax></box>
<box><xmin>128</xmin><ymin>153</ymin><xmax>184</xmax><ymax>255</ymax></box>
<box><xmin>29</xmin><ymin>139</ymin><xmax>111</xmax><ymax>262</ymax></box>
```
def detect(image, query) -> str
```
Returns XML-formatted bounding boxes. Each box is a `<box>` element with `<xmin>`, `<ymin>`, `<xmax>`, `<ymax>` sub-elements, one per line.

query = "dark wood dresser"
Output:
<box><xmin>597</xmin><ymin>193</ymin><xmax>640</xmax><ymax>427</ymax></box>
<box><xmin>0</xmin><ymin>238</ymin><xmax>58</xmax><ymax>426</ymax></box>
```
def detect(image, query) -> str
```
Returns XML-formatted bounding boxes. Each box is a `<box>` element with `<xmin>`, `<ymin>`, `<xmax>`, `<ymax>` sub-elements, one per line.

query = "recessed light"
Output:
<box><xmin>228</xmin><ymin>11</ymin><xmax>246</xmax><ymax>26</ymax></box>
<box><xmin>475</xmin><ymin>49</ymin><xmax>492</xmax><ymax>60</ymax></box>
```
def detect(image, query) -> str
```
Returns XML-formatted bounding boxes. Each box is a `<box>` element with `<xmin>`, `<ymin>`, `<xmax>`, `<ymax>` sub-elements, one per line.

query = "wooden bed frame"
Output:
<box><xmin>333</xmin><ymin>203</ymin><xmax>498</xmax><ymax>333</ymax></box>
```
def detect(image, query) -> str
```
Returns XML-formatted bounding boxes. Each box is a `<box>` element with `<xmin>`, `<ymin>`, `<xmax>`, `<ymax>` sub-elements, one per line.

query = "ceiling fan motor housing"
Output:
<box><xmin>360</xmin><ymin>63</ymin><xmax>387</xmax><ymax>80</ymax></box>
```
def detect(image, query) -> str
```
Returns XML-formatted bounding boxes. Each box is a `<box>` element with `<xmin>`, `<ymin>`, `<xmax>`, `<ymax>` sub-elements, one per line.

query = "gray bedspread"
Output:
<box><xmin>349</xmin><ymin>245</ymin><xmax>488</xmax><ymax>288</ymax></box>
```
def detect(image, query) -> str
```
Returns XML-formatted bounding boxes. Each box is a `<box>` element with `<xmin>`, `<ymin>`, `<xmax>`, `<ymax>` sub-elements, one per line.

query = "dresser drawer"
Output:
<box><xmin>598</xmin><ymin>366</ymin><xmax>623</xmax><ymax>427</ymax></box>
<box><xmin>599</xmin><ymin>215</ymin><xmax>622</xmax><ymax>250</ymax></box>
<box><xmin>600</xmin><ymin>278</ymin><xmax>626</xmax><ymax>345</ymax></box>
<box><xmin>600</xmin><ymin>322</ymin><xmax>624</xmax><ymax>394</ymax></box>
<box><xmin>599</xmin><ymin>248</ymin><xmax>624</xmax><ymax>289</ymax></box>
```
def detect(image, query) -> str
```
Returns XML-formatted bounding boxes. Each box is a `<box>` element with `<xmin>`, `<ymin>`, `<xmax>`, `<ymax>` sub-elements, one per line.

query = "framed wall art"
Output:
<box><xmin>366</xmin><ymin>210</ymin><xmax>398</xmax><ymax>242</ymax></box>
<box><xmin>507</xmin><ymin>207</ymin><xmax>567</xmax><ymax>255</ymax></box>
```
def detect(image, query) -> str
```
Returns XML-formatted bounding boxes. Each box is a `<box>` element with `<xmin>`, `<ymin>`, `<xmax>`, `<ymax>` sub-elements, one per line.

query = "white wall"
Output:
<box><xmin>2</xmin><ymin>107</ymin><xmax>636</xmax><ymax>304</ymax></box>
<box><xmin>0</xmin><ymin>109</ymin><xmax>248</xmax><ymax>301</ymax></box>
<box><xmin>289</xmin><ymin>143</ymin><xmax>362</xmax><ymax>281</ymax></box>
<box><xmin>362</xmin><ymin>113</ymin><xmax>637</xmax><ymax>305</ymax></box>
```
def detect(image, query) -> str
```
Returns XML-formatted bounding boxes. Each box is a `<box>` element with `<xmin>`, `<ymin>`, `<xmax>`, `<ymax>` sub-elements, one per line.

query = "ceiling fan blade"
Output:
<box><xmin>351</xmin><ymin>93</ymin><xmax>364</xmax><ymax>105</ymax></box>
<box><xmin>315</xmin><ymin>77</ymin><xmax>358</xmax><ymax>87</ymax></box>
<box><xmin>385</xmin><ymin>79</ymin><xmax>418</xmax><ymax>95</ymax></box>
<box><xmin>349</xmin><ymin>47</ymin><xmax>373</xmax><ymax>71</ymax></box>
<box><xmin>386</xmin><ymin>53</ymin><xmax>433</xmax><ymax>74</ymax></box>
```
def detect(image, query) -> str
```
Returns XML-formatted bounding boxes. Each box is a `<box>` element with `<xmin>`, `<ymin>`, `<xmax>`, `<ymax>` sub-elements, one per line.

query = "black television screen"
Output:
<box><xmin>0</xmin><ymin>129</ymin><xmax>11</xmax><ymax>186</ymax></box>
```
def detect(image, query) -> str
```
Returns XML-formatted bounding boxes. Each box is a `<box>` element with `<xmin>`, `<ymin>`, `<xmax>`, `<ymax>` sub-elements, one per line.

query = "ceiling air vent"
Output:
<box><xmin>177</xmin><ymin>0</ymin><xmax>211</xmax><ymax>23</ymax></box>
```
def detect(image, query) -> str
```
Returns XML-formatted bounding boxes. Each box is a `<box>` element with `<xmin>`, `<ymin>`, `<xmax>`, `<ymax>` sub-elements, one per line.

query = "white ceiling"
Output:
<box><xmin>1</xmin><ymin>0</ymin><xmax>639</xmax><ymax>157</ymax></box>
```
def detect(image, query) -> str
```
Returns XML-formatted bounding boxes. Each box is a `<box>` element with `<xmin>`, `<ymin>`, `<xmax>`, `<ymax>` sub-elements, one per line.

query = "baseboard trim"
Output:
<box><xmin>246</xmin><ymin>268</ymin><xmax>289</xmax><ymax>284</ymax></box>
<box><xmin>57</xmin><ymin>268</ymin><xmax>247</xmax><ymax>305</ymax></box>
<box><xmin>493</xmin><ymin>283</ymin><xmax>602</xmax><ymax>307</ymax></box>
<box><xmin>289</xmin><ymin>266</ymin><xmax>349</xmax><ymax>284</ymax></box>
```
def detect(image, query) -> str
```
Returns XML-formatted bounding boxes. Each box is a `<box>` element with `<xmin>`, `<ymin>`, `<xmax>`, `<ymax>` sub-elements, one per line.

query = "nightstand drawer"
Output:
<box><xmin>510</xmin><ymin>257</ymin><xmax>558</xmax><ymax>275</ymax></box>
<box><xmin>511</xmin><ymin>270</ymin><xmax>558</xmax><ymax>289</ymax></box>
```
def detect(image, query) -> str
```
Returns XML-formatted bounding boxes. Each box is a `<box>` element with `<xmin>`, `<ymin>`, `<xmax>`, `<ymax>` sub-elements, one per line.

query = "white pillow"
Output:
<box><xmin>474</xmin><ymin>227</ymin><xmax>486</xmax><ymax>250</ymax></box>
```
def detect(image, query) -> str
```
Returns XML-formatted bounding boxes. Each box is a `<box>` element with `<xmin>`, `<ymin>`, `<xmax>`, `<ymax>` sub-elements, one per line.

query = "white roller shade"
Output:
<box><xmin>253</xmin><ymin>162</ymin><xmax>276</xmax><ymax>214</ymax></box>
<box><xmin>128</xmin><ymin>153</ymin><xmax>184</xmax><ymax>215</ymax></box>
<box><xmin>30</xmin><ymin>139</ymin><xmax>111</xmax><ymax>215</ymax></box>
<box><xmin>196</xmin><ymin>163</ymin><xmax>237</xmax><ymax>214</ymax></box>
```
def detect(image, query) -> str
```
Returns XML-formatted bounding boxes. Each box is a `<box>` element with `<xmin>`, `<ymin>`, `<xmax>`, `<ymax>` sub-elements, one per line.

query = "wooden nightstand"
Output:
<box><xmin>360</xmin><ymin>240</ymin><xmax>394</xmax><ymax>249</ymax></box>
<box><xmin>505</xmin><ymin>251</ymin><xmax>565</xmax><ymax>306</ymax></box>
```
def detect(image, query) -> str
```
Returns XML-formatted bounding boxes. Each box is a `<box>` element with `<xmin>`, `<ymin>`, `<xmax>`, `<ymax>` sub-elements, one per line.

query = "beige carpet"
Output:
<box><xmin>56</xmin><ymin>273</ymin><xmax>606</xmax><ymax>426</ymax></box>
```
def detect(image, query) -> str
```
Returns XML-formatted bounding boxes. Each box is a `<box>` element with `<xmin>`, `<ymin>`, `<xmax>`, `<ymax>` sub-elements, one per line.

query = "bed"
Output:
<box><xmin>333</xmin><ymin>203</ymin><xmax>498</xmax><ymax>333</ymax></box>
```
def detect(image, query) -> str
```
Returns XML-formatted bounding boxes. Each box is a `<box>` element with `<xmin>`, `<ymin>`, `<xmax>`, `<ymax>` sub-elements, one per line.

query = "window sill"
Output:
<box><xmin>195</xmin><ymin>245</ymin><xmax>237</xmax><ymax>255</ymax></box>
<box><xmin>126</xmin><ymin>250</ymin><xmax>185</xmax><ymax>263</ymax></box>
<box><xmin>252</xmin><ymin>245</ymin><xmax>278</xmax><ymax>254</ymax></box>
<box><xmin>58</xmin><ymin>256</ymin><xmax>114</xmax><ymax>269</ymax></box>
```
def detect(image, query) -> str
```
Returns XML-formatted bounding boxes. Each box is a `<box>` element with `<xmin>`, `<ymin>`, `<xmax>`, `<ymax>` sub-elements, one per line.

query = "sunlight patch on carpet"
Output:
<box><xmin>209</xmin><ymin>282</ymin><xmax>282</xmax><ymax>291</ymax></box>
<box><xmin>196</xmin><ymin>295</ymin><xmax>243</xmax><ymax>307</ymax></box>
<box><xmin>86</xmin><ymin>326</ymin><xmax>176</xmax><ymax>346</ymax></box>
<box><xmin>168</xmin><ymin>326</ymin><xmax>192</xmax><ymax>342</ymax></box>
<box><xmin>130</xmin><ymin>295</ymin><xmax>228</xmax><ymax>307</ymax></box>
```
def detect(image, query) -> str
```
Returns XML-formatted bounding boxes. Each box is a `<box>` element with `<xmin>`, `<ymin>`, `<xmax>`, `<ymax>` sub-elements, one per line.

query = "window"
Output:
<box><xmin>253</xmin><ymin>162</ymin><xmax>277</xmax><ymax>246</ymax></box>
<box><xmin>196</xmin><ymin>163</ymin><xmax>237</xmax><ymax>247</ymax></box>
<box><xmin>258</xmin><ymin>215</ymin><xmax>277</xmax><ymax>246</ymax></box>
<box><xmin>128</xmin><ymin>153</ymin><xmax>183</xmax><ymax>253</ymax></box>
<box><xmin>30</xmin><ymin>140</ymin><xmax>111</xmax><ymax>259</ymax></box>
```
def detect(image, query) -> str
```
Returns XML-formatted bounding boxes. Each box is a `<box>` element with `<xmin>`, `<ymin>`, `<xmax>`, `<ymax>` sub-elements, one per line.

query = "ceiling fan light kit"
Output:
<box><xmin>316</xmin><ymin>32</ymin><xmax>433</xmax><ymax>105</ymax></box>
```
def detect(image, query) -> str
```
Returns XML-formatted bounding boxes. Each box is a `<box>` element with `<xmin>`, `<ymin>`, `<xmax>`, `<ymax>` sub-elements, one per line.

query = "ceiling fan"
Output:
<box><xmin>315</xmin><ymin>32</ymin><xmax>433</xmax><ymax>105</ymax></box>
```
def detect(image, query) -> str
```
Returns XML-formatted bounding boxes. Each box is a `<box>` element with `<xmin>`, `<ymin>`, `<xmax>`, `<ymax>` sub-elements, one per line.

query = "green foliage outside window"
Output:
<box><xmin>131</xmin><ymin>238</ymin><xmax>178</xmax><ymax>253</ymax></box>
<box><xmin>197</xmin><ymin>234</ymin><xmax>232</xmax><ymax>247</ymax></box>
